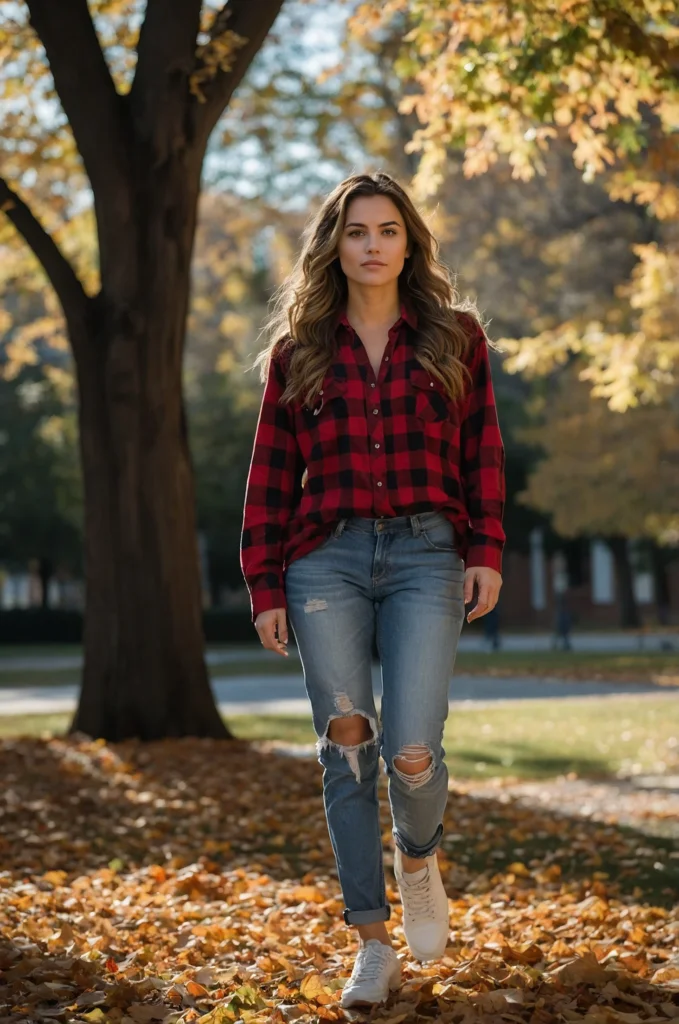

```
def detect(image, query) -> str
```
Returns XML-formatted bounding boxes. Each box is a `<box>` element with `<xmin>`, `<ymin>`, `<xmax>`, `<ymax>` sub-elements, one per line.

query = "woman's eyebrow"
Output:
<box><xmin>345</xmin><ymin>220</ymin><xmax>401</xmax><ymax>228</ymax></box>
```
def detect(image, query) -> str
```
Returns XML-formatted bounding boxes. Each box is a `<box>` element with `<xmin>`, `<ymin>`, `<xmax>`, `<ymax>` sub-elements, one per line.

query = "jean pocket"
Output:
<box><xmin>420</xmin><ymin>516</ymin><xmax>458</xmax><ymax>553</ymax></box>
<box><xmin>312</xmin><ymin>518</ymin><xmax>347</xmax><ymax>552</ymax></box>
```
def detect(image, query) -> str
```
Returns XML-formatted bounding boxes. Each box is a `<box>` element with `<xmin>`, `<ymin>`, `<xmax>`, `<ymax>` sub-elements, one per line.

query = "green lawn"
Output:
<box><xmin>455</xmin><ymin>650</ymin><xmax>679</xmax><ymax>683</ymax></box>
<box><xmin>0</xmin><ymin>648</ymin><xmax>677</xmax><ymax>687</ymax></box>
<box><xmin>3</xmin><ymin>694</ymin><xmax>677</xmax><ymax>782</ymax></box>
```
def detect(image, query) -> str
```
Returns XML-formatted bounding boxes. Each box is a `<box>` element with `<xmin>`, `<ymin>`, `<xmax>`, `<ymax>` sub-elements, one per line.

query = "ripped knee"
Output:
<box><xmin>393</xmin><ymin>744</ymin><xmax>435</xmax><ymax>789</ymax></box>
<box><xmin>316</xmin><ymin>694</ymin><xmax>379</xmax><ymax>783</ymax></box>
<box><xmin>328</xmin><ymin>713</ymin><xmax>373</xmax><ymax>746</ymax></box>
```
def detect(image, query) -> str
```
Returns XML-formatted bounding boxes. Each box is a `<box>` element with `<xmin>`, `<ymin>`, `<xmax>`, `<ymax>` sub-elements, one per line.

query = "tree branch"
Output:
<box><xmin>0</xmin><ymin>177</ymin><xmax>88</xmax><ymax>342</ymax></box>
<box><xmin>192</xmin><ymin>0</ymin><xmax>286</xmax><ymax>146</ymax></box>
<box><xmin>25</xmin><ymin>0</ymin><xmax>134</xmax><ymax>268</ymax></box>
<box><xmin>130</xmin><ymin>0</ymin><xmax>203</xmax><ymax>161</ymax></box>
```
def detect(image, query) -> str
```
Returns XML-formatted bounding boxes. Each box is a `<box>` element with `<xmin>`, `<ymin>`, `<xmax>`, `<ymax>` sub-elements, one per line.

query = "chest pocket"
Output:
<box><xmin>410</xmin><ymin>367</ymin><xmax>453</xmax><ymax>423</ymax></box>
<box><xmin>302</xmin><ymin>372</ymin><xmax>348</xmax><ymax>422</ymax></box>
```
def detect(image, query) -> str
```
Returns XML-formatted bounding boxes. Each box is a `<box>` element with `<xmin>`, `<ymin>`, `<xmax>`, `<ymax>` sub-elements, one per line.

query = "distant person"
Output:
<box><xmin>483</xmin><ymin>602</ymin><xmax>501</xmax><ymax>650</ymax></box>
<box><xmin>553</xmin><ymin>591</ymin><xmax>573</xmax><ymax>651</ymax></box>
<box><xmin>240</xmin><ymin>173</ymin><xmax>506</xmax><ymax>1009</ymax></box>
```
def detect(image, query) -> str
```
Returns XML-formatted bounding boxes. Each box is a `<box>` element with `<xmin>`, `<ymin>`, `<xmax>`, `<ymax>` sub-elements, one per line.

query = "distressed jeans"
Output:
<box><xmin>283</xmin><ymin>510</ymin><xmax>465</xmax><ymax>925</ymax></box>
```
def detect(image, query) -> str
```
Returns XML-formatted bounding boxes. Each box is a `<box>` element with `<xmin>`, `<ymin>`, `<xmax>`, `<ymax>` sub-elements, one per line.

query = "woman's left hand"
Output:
<box><xmin>464</xmin><ymin>566</ymin><xmax>502</xmax><ymax>623</ymax></box>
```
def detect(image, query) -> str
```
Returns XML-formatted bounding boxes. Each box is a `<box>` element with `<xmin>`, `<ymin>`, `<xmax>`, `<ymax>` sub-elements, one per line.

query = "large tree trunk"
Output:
<box><xmin>5</xmin><ymin>0</ymin><xmax>286</xmax><ymax>740</ymax></box>
<box><xmin>606</xmin><ymin>535</ymin><xmax>641</xmax><ymax>629</ymax></box>
<box><xmin>70</xmin><ymin>156</ymin><xmax>230</xmax><ymax>741</ymax></box>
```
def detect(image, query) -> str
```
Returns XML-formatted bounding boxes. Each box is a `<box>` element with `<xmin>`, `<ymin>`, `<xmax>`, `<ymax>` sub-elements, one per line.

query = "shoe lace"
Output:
<box><xmin>351</xmin><ymin>943</ymin><xmax>393</xmax><ymax>982</ymax></box>
<box><xmin>401</xmin><ymin>867</ymin><xmax>437</xmax><ymax>920</ymax></box>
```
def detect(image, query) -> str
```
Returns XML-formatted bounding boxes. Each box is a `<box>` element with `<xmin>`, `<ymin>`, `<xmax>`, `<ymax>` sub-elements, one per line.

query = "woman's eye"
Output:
<box><xmin>348</xmin><ymin>229</ymin><xmax>397</xmax><ymax>236</ymax></box>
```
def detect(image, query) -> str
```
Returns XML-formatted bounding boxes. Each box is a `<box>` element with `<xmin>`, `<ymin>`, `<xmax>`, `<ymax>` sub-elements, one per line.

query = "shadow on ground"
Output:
<box><xmin>0</xmin><ymin>733</ymin><xmax>676</xmax><ymax>906</ymax></box>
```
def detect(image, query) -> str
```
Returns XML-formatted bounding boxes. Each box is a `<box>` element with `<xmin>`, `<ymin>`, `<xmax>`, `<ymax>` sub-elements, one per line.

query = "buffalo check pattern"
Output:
<box><xmin>240</xmin><ymin>300</ymin><xmax>506</xmax><ymax>623</ymax></box>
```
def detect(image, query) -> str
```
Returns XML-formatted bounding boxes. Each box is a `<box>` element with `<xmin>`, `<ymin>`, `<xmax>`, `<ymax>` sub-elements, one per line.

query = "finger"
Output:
<box><xmin>476</xmin><ymin>581</ymin><xmax>492</xmax><ymax>612</ymax></box>
<box><xmin>468</xmin><ymin>601</ymin><xmax>490</xmax><ymax>622</ymax></box>
<box><xmin>467</xmin><ymin>586</ymin><xmax>491</xmax><ymax>622</ymax></box>
<box><xmin>463</xmin><ymin>570</ymin><xmax>477</xmax><ymax>604</ymax></box>
<box><xmin>257</xmin><ymin>621</ymin><xmax>276</xmax><ymax>651</ymax></box>
<box><xmin>270</xmin><ymin>613</ymin><xmax>287</xmax><ymax>657</ymax></box>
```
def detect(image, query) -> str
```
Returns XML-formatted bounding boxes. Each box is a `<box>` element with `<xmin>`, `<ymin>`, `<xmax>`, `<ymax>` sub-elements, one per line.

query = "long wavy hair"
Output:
<box><xmin>251</xmin><ymin>172</ymin><xmax>489</xmax><ymax>408</ymax></box>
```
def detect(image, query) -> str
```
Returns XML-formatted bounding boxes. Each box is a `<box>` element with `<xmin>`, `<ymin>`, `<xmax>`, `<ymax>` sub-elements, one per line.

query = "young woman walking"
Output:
<box><xmin>240</xmin><ymin>172</ymin><xmax>505</xmax><ymax>1009</ymax></box>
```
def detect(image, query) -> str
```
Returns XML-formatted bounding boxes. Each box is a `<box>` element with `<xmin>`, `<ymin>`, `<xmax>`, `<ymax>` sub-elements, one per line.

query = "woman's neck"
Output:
<box><xmin>345</xmin><ymin>287</ymin><xmax>401</xmax><ymax>329</ymax></box>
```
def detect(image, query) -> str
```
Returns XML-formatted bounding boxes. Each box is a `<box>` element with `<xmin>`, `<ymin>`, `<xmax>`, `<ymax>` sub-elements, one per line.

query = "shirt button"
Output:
<box><xmin>430</xmin><ymin>382</ymin><xmax>434</xmax><ymax>387</ymax></box>
<box><xmin>372</xmin><ymin>408</ymin><xmax>379</xmax><ymax>415</ymax></box>
<box><xmin>384</xmin><ymin>356</ymin><xmax>389</xmax><ymax>361</ymax></box>
<box><xmin>377</xmin><ymin>481</ymin><xmax>383</xmax><ymax>487</ymax></box>
<box><xmin>370</xmin><ymin>382</ymin><xmax>376</xmax><ymax>388</ymax></box>
<box><xmin>320</xmin><ymin>389</ymin><xmax>324</xmax><ymax>395</ymax></box>
<box><xmin>374</xmin><ymin>443</ymin><xmax>380</xmax><ymax>449</ymax></box>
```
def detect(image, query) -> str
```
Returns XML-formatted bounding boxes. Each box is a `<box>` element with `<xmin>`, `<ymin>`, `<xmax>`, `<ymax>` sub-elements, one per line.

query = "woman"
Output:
<box><xmin>240</xmin><ymin>172</ymin><xmax>505</xmax><ymax>1008</ymax></box>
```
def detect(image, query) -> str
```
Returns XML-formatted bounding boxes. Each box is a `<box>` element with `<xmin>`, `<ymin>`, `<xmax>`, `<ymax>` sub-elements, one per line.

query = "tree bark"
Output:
<box><xmin>70</xmin><ymin>154</ymin><xmax>230</xmax><ymax>741</ymax></box>
<box><xmin>606</xmin><ymin>535</ymin><xmax>641</xmax><ymax>629</ymax></box>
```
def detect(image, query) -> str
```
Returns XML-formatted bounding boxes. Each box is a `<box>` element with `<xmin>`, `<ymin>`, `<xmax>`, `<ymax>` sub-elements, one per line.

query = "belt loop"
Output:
<box><xmin>410</xmin><ymin>514</ymin><xmax>421</xmax><ymax>537</ymax></box>
<box><xmin>335</xmin><ymin>518</ymin><xmax>347</xmax><ymax>538</ymax></box>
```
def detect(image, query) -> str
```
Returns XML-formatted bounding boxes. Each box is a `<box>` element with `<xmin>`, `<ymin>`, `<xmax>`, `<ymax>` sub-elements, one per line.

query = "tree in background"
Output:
<box><xmin>0</xmin><ymin>366</ymin><xmax>82</xmax><ymax>603</ymax></box>
<box><xmin>518</xmin><ymin>370</ymin><xmax>679</xmax><ymax>625</ymax></box>
<box><xmin>348</xmin><ymin>0</ymin><xmax>679</xmax><ymax>411</ymax></box>
<box><xmin>0</xmin><ymin>1</ymin><xmax>285</xmax><ymax>741</ymax></box>
<box><xmin>185</xmin><ymin>191</ymin><xmax>306</xmax><ymax>604</ymax></box>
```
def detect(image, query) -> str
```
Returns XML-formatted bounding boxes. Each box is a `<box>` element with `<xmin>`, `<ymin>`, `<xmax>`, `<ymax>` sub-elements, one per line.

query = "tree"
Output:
<box><xmin>0</xmin><ymin>1</ymin><xmax>285</xmax><ymax>740</ymax></box>
<box><xmin>348</xmin><ymin>0</ymin><xmax>679</xmax><ymax>410</ymax></box>
<box><xmin>517</xmin><ymin>369</ymin><xmax>679</xmax><ymax>625</ymax></box>
<box><xmin>0</xmin><ymin>366</ymin><xmax>83</xmax><ymax>601</ymax></box>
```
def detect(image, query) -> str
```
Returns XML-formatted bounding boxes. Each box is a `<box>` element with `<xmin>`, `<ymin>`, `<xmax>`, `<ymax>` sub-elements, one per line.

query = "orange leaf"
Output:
<box><xmin>186</xmin><ymin>980</ymin><xmax>211</xmax><ymax>998</ymax></box>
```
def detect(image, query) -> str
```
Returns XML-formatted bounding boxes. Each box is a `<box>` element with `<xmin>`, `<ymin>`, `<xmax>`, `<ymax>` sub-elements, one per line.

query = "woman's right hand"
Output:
<box><xmin>254</xmin><ymin>607</ymin><xmax>289</xmax><ymax>657</ymax></box>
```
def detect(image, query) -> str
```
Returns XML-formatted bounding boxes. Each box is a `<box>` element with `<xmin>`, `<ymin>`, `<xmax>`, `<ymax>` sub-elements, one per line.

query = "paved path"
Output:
<box><xmin>0</xmin><ymin>669</ymin><xmax>673</xmax><ymax>717</ymax></box>
<box><xmin>0</xmin><ymin>630</ymin><xmax>676</xmax><ymax>672</ymax></box>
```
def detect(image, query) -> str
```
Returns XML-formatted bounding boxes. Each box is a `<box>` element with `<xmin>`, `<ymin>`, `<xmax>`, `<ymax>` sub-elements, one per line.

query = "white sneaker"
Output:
<box><xmin>340</xmin><ymin>939</ymin><xmax>401</xmax><ymax>1008</ymax></box>
<box><xmin>394</xmin><ymin>847</ymin><xmax>449</xmax><ymax>961</ymax></box>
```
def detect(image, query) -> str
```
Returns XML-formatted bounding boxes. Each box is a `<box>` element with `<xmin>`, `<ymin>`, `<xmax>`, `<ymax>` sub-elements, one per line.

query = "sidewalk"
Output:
<box><xmin>0</xmin><ymin>669</ymin><xmax>674</xmax><ymax>717</ymax></box>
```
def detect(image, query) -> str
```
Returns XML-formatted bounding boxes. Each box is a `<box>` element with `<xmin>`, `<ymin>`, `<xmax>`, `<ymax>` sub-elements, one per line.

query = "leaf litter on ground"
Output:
<box><xmin>0</xmin><ymin>733</ymin><xmax>678</xmax><ymax>1024</ymax></box>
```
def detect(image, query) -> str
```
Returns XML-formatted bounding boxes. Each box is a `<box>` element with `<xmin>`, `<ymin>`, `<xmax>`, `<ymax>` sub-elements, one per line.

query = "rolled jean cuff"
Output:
<box><xmin>343</xmin><ymin>904</ymin><xmax>391</xmax><ymax>925</ymax></box>
<box><xmin>393</xmin><ymin>822</ymin><xmax>444</xmax><ymax>859</ymax></box>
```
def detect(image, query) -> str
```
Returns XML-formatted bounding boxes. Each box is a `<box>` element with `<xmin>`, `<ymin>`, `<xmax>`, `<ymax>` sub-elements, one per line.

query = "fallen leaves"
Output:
<box><xmin>0</xmin><ymin>733</ymin><xmax>678</xmax><ymax>1023</ymax></box>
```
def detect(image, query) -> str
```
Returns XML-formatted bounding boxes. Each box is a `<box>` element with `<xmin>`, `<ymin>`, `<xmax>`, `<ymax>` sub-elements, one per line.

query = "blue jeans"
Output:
<box><xmin>283</xmin><ymin>510</ymin><xmax>465</xmax><ymax>925</ymax></box>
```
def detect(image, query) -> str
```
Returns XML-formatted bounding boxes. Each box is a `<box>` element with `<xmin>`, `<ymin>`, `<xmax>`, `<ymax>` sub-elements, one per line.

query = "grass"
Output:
<box><xmin>0</xmin><ymin>649</ymin><xmax>677</xmax><ymax>688</ymax></box>
<box><xmin>3</xmin><ymin>694</ymin><xmax>677</xmax><ymax>782</ymax></box>
<box><xmin>454</xmin><ymin>650</ymin><xmax>679</xmax><ymax>683</ymax></box>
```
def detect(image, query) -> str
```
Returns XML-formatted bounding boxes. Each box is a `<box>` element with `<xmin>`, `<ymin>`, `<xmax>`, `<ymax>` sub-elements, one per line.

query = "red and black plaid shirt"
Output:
<box><xmin>240</xmin><ymin>300</ymin><xmax>506</xmax><ymax>623</ymax></box>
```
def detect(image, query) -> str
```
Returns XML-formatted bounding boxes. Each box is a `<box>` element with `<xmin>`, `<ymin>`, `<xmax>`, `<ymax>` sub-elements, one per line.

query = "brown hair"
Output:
<box><xmin>251</xmin><ymin>171</ymin><xmax>488</xmax><ymax>407</ymax></box>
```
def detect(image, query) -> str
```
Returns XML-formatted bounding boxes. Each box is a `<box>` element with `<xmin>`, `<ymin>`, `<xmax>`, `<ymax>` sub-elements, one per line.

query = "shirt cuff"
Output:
<box><xmin>464</xmin><ymin>542</ymin><xmax>503</xmax><ymax>575</ymax></box>
<box><xmin>250</xmin><ymin>587</ymin><xmax>288</xmax><ymax>625</ymax></box>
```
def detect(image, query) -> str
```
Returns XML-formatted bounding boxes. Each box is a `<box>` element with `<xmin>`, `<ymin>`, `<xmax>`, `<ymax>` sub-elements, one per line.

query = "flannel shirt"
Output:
<box><xmin>240</xmin><ymin>299</ymin><xmax>506</xmax><ymax>623</ymax></box>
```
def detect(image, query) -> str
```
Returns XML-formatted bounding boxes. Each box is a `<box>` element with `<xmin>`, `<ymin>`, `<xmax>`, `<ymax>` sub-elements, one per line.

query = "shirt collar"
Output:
<box><xmin>335</xmin><ymin>295</ymin><xmax>418</xmax><ymax>333</ymax></box>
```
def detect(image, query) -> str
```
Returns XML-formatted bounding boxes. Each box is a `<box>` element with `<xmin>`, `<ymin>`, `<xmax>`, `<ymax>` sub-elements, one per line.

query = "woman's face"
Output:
<box><xmin>336</xmin><ymin>194</ymin><xmax>411</xmax><ymax>290</ymax></box>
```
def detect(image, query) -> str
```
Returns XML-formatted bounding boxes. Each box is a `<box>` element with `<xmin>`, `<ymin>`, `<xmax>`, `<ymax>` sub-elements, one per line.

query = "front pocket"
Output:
<box><xmin>421</xmin><ymin>516</ymin><xmax>458</xmax><ymax>552</ymax></box>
